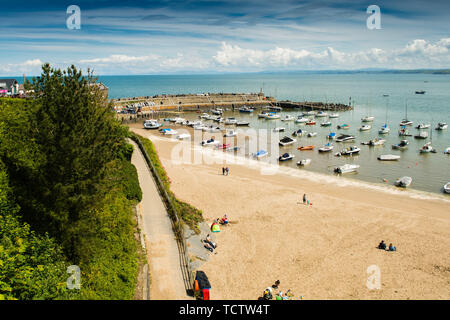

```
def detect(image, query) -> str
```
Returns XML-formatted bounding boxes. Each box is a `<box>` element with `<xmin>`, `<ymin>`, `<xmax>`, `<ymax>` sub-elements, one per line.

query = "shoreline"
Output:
<box><xmin>130</xmin><ymin>125</ymin><xmax>450</xmax><ymax>300</ymax></box>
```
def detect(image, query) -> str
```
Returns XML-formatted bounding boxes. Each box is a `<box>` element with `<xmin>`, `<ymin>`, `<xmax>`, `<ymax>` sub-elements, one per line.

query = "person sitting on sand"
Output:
<box><xmin>204</xmin><ymin>234</ymin><xmax>217</xmax><ymax>249</ymax></box>
<box><xmin>263</xmin><ymin>287</ymin><xmax>273</xmax><ymax>300</ymax></box>
<box><xmin>204</xmin><ymin>242</ymin><xmax>214</xmax><ymax>253</ymax></box>
<box><xmin>388</xmin><ymin>243</ymin><xmax>396</xmax><ymax>252</ymax></box>
<box><xmin>378</xmin><ymin>240</ymin><xmax>386</xmax><ymax>250</ymax></box>
<box><xmin>220</xmin><ymin>214</ymin><xmax>229</xmax><ymax>225</ymax></box>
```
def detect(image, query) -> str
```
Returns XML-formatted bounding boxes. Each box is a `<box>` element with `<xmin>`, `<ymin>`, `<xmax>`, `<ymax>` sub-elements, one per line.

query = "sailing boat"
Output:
<box><xmin>379</xmin><ymin>98</ymin><xmax>390</xmax><ymax>134</ymax></box>
<box><xmin>420</xmin><ymin>123</ymin><xmax>436</xmax><ymax>153</ymax></box>
<box><xmin>361</xmin><ymin>99</ymin><xmax>374</xmax><ymax>122</ymax></box>
<box><xmin>399</xmin><ymin>100</ymin><xmax>413</xmax><ymax>126</ymax></box>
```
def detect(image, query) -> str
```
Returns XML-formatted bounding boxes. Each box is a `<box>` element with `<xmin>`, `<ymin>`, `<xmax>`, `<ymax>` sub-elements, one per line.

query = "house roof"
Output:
<box><xmin>0</xmin><ymin>79</ymin><xmax>18</xmax><ymax>90</ymax></box>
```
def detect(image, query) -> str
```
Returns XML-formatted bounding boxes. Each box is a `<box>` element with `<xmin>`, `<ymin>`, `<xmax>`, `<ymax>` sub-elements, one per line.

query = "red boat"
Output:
<box><xmin>298</xmin><ymin>145</ymin><xmax>315</xmax><ymax>151</ymax></box>
<box><xmin>306</xmin><ymin>121</ymin><xmax>316</xmax><ymax>125</ymax></box>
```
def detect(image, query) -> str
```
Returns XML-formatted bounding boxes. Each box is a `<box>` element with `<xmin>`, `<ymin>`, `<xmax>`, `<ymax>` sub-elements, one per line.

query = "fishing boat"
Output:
<box><xmin>281</xmin><ymin>115</ymin><xmax>295</xmax><ymax>122</ymax></box>
<box><xmin>306</xmin><ymin>120</ymin><xmax>316</xmax><ymax>125</ymax></box>
<box><xmin>435</xmin><ymin>122</ymin><xmax>448</xmax><ymax>130</ymax></box>
<box><xmin>359</xmin><ymin>125</ymin><xmax>372</xmax><ymax>131</ymax></box>
<box><xmin>414</xmin><ymin>131</ymin><xmax>428</xmax><ymax>139</ymax></box>
<box><xmin>420</xmin><ymin>142</ymin><xmax>435</xmax><ymax>153</ymax></box>
<box><xmin>176</xmin><ymin>133</ymin><xmax>191</xmax><ymax>140</ymax></box>
<box><xmin>392</xmin><ymin>140</ymin><xmax>409</xmax><ymax>150</ymax></box>
<box><xmin>292</xmin><ymin>129</ymin><xmax>306</xmax><ymax>136</ymax></box>
<box><xmin>279</xmin><ymin>136</ymin><xmax>297</xmax><ymax>146</ymax></box>
<box><xmin>395</xmin><ymin>176</ymin><xmax>412</xmax><ymax>188</ymax></box>
<box><xmin>334</xmin><ymin>164</ymin><xmax>360</xmax><ymax>174</ymax></box>
<box><xmin>398</xmin><ymin>127</ymin><xmax>412</xmax><ymax>136</ymax></box>
<box><xmin>144</xmin><ymin>119</ymin><xmax>162</xmax><ymax>129</ymax></box>
<box><xmin>253</xmin><ymin>150</ymin><xmax>268</xmax><ymax>159</ymax></box>
<box><xmin>318</xmin><ymin>143</ymin><xmax>334</xmax><ymax>152</ymax></box>
<box><xmin>328</xmin><ymin>113</ymin><xmax>340</xmax><ymax>118</ymax></box>
<box><xmin>307</xmin><ymin>132</ymin><xmax>317</xmax><ymax>137</ymax></box>
<box><xmin>295</xmin><ymin>116</ymin><xmax>309</xmax><ymax>123</ymax></box>
<box><xmin>416</xmin><ymin>123</ymin><xmax>430</xmax><ymax>129</ymax></box>
<box><xmin>335</xmin><ymin>146</ymin><xmax>360</xmax><ymax>156</ymax></box>
<box><xmin>297</xmin><ymin>159</ymin><xmax>312</xmax><ymax>166</ymax></box>
<box><xmin>337</xmin><ymin>124</ymin><xmax>350</xmax><ymax>130</ymax></box>
<box><xmin>336</xmin><ymin>134</ymin><xmax>355</xmax><ymax>142</ymax></box>
<box><xmin>320</xmin><ymin>121</ymin><xmax>332</xmax><ymax>127</ymax></box>
<box><xmin>315</xmin><ymin>111</ymin><xmax>328</xmax><ymax>117</ymax></box>
<box><xmin>224</xmin><ymin>117</ymin><xmax>237</xmax><ymax>125</ymax></box>
<box><xmin>415</xmin><ymin>90</ymin><xmax>426</xmax><ymax>94</ymax></box>
<box><xmin>378</xmin><ymin>154</ymin><xmax>401</xmax><ymax>161</ymax></box>
<box><xmin>298</xmin><ymin>145</ymin><xmax>314</xmax><ymax>151</ymax></box>
<box><xmin>201</xmin><ymin>138</ymin><xmax>220</xmax><ymax>146</ymax></box>
<box><xmin>236</xmin><ymin>121</ymin><xmax>250</xmax><ymax>126</ymax></box>
<box><xmin>444</xmin><ymin>183</ymin><xmax>450</xmax><ymax>194</ymax></box>
<box><xmin>239</xmin><ymin>106</ymin><xmax>253</xmax><ymax>113</ymax></box>
<box><xmin>279</xmin><ymin>153</ymin><xmax>295</xmax><ymax>161</ymax></box>
<box><xmin>369</xmin><ymin>138</ymin><xmax>386</xmax><ymax>146</ymax></box>
<box><xmin>224</xmin><ymin>130</ymin><xmax>237</xmax><ymax>137</ymax></box>
<box><xmin>273</xmin><ymin>127</ymin><xmax>285</xmax><ymax>132</ymax></box>
<box><xmin>379</xmin><ymin>124</ymin><xmax>390</xmax><ymax>134</ymax></box>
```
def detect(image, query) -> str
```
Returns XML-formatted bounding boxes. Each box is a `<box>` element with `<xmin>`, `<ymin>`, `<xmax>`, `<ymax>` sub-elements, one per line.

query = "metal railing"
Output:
<box><xmin>130</xmin><ymin>134</ymin><xmax>195</xmax><ymax>295</ymax></box>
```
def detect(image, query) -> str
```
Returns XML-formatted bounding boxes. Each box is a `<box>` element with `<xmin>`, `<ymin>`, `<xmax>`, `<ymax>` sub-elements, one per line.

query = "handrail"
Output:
<box><xmin>130</xmin><ymin>134</ymin><xmax>195</xmax><ymax>295</ymax></box>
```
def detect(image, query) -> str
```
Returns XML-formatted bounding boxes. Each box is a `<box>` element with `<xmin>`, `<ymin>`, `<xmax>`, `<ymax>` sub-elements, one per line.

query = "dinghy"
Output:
<box><xmin>395</xmin><ymin>176</ymin><xmax>412</xmax><ymax>188</ymax></box>
<box><xmin>281</xmin><ymin>115</ymin><xmax>295</xmax><ymax>122</ymax></box>
<box><xmin>224</xmin><ymin>117</ymin><xmax>237</xmax><ymax>125</ymax></box>
<box><xmin>297</xmin><ymin>159</ymin><xmax>312</xmax><ymax>166</ymax></box>
<box><xmin>201</xmin><ymin>138</ymin><xmax>220</xmax><ymax>146</ymax></box>
<box><xmin>292</xmin><ymin>129</ymin><xmax>306</xmax><ymax>136</ymax></box>
<box><xmin>266</xmin><ymin>113</ymin><xmax>280</xmax><ymax>120</ymax></box>
<box><xmin>416</xmin><ymin>123</ymin><xmax>430</xmax><ymax>129</ymax></box>
<box><xmin>328</xmin><ymin>113</ymin><xmax>340</xmax><ymax>118</ymax></box>
<box><xmin>295</xmin><ymin>116</ymin><xmax>309</xmax><ymax>123</ymax></box>
<box><xmin>236</xmin><ymin>121</ymin><xmax>250</xmax><ymax>126</ymax></box>
<box><xmin>176</xmin><ymin>133</ymin><xmax>191</xmax><ymax>140</ymax></box>
<box><xmin>273</xmin><ymin>127</ymin><xmax>285</xmax><ymax>132</ymax></box>
<box><xmin>320</xmin><ymin>121</ymin><xmax>332</xmax><ymax>127</ymax></box>
<box><xmin>315</xmin><ymin>111</ymin><xmax>328</xmax><ymax>117</ymax></box>
<box><xmin>414</xmin><ymin>131</ymin><xmax>428</xmax><ymax>139</ymax></box>
<box><xmin>359</xmin><ymin>125</ymin><xmax>372</xmax><ymax>131</ymax></box>
<box><xmin>337</xmin><ymin>124</ymin><xmax>350</xmax><ymax>130</ymax></box>
<box><xmin>161</xmin><ymin>128</ymin><xmax>178</xmax><ymax>135</ymax></box>
<box><xmin>318</xmin><ymin>143</ymin><xmax>334</xmax><ymax>152</ymax></box>
<box><xmin>361</xmin><ymin>116</ymin><xmax>374</xmax><ymax>122</ymax></box>
<box><xmin>306</xmin><ymin>120</ymin><xmax>316</xmax><ymax>125</ymax></box>
<box><xmin>298</xmin><ymin>145</ymin><xmax>314</xmax><ymax>151</ymax></box>
<box><xmin>378</xmin><ymin>154</ymin><xmax>401</xmax><ymax>161</ymax></box>
<box><xmin>334</xmin><ymin>164</ymin><xmax>360</xmax><ymax>174</ymax></box>
<box><xmin>369</xmin><ymin>138</ymin><xmax>386</xmax><ymax>146</ymax></box>
<box><xmin>144</xmin><ymin>120</ymin><xmax>162</xmax><ymax>129</ymax></box>
<box><xmin>279</xmin><ymin>153</ymin><xmax>295</xmax><ymax>161</ymax></box>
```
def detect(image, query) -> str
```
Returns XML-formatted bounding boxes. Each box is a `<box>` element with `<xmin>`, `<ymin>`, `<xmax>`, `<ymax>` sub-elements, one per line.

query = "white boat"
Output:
<box><xmin>224</xmin><ymin>130</ymin><xmax>237</xmax><ymax>137</ymax></box>
<box><xmin>297</xmin><ymin>159</ymin><xmax>312</xmax><ymax>166</ymax></box>
<box><xmin>435</xmin><ymin>122</ymin><xmax>448</xmax><ymax>130</ymax></box>
<box><xmin>334</xmin><ymin>164</ymin><xmax>360</xmax><ymax>174</ymax></box>
<box><xmin>396</xmin><ymin>176</ymin><xmax>412</xmax><ymax>188</ymax></box>
<box><xmin>176</xmin><ymin>133</ymin><xmax>191</xmax><ymax>140</ymax></box>
<box><xmin>444</xmin><ymin>183</ymin><xmax>450</xmax><ymax>194</ymax></box>
<box><xmin>258</xmin><ymin>112</ymin><xmax>268</xmax><ymax>118</ymax></box>
<box><xmin>144</xmin><ymin>120</ymin><xmax>162</xmax><ymax>129</ymax></box>
<box><xmin>295</xmin><ymin>116</ymin><xmax>309</xmax><ymax>123</ymax></box>
<box><xmin>239</xmin><ymin>106</ymin><xmax>254</xmax><ymax>113</ymax></box>
<box><xmin>416</xmin><ymin>123</ymin><xmax>430</xmax><ymax>129</ymax></box>
<box><xmin>224</xmin><ymin>117</ymin><xmax>237</xmax><ymax>125</ymax></box>
<box><xmin>281</xmin><ymin>115</ymin><xmax>295</xmax><ymax>122</ymax></box>
<box><xmin>399</xmin><ymin>120</ymin><xmax>413</xmax><ymax>126</ymax></box>
<box><xmin>420</xmin><ymin>142</ymin><xmax>435</xmax><ymax>153</ymax></box>
<box><xmin>236</xmin><ymin>121</ymin><xmax>250</xmax><ymax>126</ymax></box>
<box><xmin>336</xmin><ymin>146</ymin><xmax>360</xmax><ymax>156</ymax></box>
<box><xmin>199</xmin><ymin>113</ymin><xmax>210</xmax><ymax>119</ymax></box>
<box><xmin>174</xmin><ymin>117</ymin><xmax>185</xmax><ymax>124</ymax></box>
<box><xmin>253</xmin><ymin>150</ymin><xmax>268</xmax><ymax>159</ymax></box>
<box><xmin>315</xmin><ymin>111</ymin><xmax>328</xmax><ymax>117</ymax></box>
<box><xmin>292</xmin><ymin>129</ymin><xmax>306</xmax><ymax>136</ymax></box>
<box><xmin>327</xmin><ymin>132</ymin><xmax>337</xmax><ymax>140</ymax></box>
<box><xmin>361</xmin><ymin>116</ymin><xmax>375</xmax><ymax>122</ymax></box>
<box><xmin>359</xmin><ymin>125</ymin><xmax>372</xmax><ymax>131</ymax></box>
<box><xmin>320</xmin><ymin>121</ymin><xmax>332</xmax><ymax>127</ymax></box>
<box><xmin>369</xmin><ymin>138</ymin><xmax>386</xmax><ymax>146</ymax></box>
<box><xmin>211</xmin><ymin>109</ymin><xmax>223</xmax><ymax>115</ymax></box>
<box><xmin>201</xmin><ymin>138</ymin><xmax>220</xmax><ymax>146</ymax></box>
<box><xmin>203</xmin><ymin>126</ymin><xmax>222</xmax><ymax>133</ymax></box>
<box><xmin>279</xmin><ymin>153</ymin><xmax>295</xmax><ymax>161</ymax></box>
<box><xmin>328</xmin><ymin>113</ymin><xmax>339</xmax><ymax>118</ymax></box>
<box><xmin>392</xmin><ymin>140</ymin><xmax>409</xmax><ymax>150</ymax></box>
<box><xmin>318</xmin><ymin>143</ymin><xmax>334</xmax><ymax>152</ymax></box>
<box><xmin>266</xmin><ymin>113</ymin><xmax>280</xmax><ymax>120</ymax></box>
<box><xmin>379</xmin><ymin>124</ymin><xmax>390</xmax><ymax>134</ymax></box>
<box><xmin>398</xmin><ymin>127</ymin><xmax>412</xmax><ymax>136</ymax></box>
<box><xmin>306</xmin><ymin>110</ymin><xmax>316</xmax><ymax>116</ymax></box>
<box><xmin>193</xmin><ymin>125</ymin><xmax>207</xmax><ymax>131</ymax></box>
<box><xmin>279</xmin><ymin>136</ymin><xmax>297</xmax><ymax>146</ymax></box>
<box><xmin>445</xmin><ymin>147</ymin><xmax>450</xmax><ymax>154</ymax></box>
<box><xmin>307</xmin><ymin>132</ymin><xmax>317</xmax><ymax>137</ymax></box>
<box><xmin>273</xmin><ymin>127</ymin><xmax>285</xmax><ymax>132</ymax></box>
<box><xmin>213</xmin><ymin>117</ymin><xmax>224</xmax><ymax>123</ymax></box>
<box><xmin>414</xmin><ymin>131</ymin><xmax>428</xmax><ymax>139</ymax></box>
<box><xmin>161</xmin><ymin>128</ymin><xmax>178</xmax><ymax>135</ymax></box>
<box><xmin>378</xmin><ymin>154</ymin><xmax>401</xmax><ymax>161</ymax></box>
<box><xmin>336</xmin><ymin>134</ymin><xmax>355</xmax><ymax>143</ymax></box>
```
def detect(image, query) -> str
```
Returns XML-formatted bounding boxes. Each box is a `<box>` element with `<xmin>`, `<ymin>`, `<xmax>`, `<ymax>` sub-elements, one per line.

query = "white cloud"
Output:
<box><xmin>0</xmin><ymin>59</ymin><xmax>44</xmax><ymax>76</ymax></box>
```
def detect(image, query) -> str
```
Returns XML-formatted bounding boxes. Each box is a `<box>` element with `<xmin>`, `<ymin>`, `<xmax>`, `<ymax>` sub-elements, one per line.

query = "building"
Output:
<box><xmin>0</xmin><ymin>79</ymin><xmax>19</xmax><ymax>96</ymax></box>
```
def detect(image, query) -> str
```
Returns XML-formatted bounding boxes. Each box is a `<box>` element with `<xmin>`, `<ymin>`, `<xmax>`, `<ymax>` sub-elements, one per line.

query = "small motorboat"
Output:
<box><xmin>281</xmin><ymin>115</ymin><xmax>295</xmax><ymax>122</ymax></box>
<box><xmin>337</xmin><ymin>124</ymin><xmax>350</xmax><ymax>130</ymax></box>
<box><xmin>306</xmin><ymin>120</ymin><xmax>316</xmax><ymax>125</ymax></box>
<box><xmin>320</xmin><ymin>121</ymin><xmax>332</xmax><ymax>127</ymax></box>
<box><xmin>211</xmin><ymin>109</ymin><xmax>223</xmax><ymax>115</ymax></box>
<box><xmin>279</xmin><ymin>153</ymin><xmax>295</xmax><ymax>161</ymax></box>
<box><xmin>297</xmin><ymin>159</ymin><xmax>312</xmax><ymax>166</ymax></box>
<box><xmin>335</xmin><ymin>146</ymin><xmax>360</xmax><ymax>157</ymax></box>
<box><xmin>379</xmin><ymin>124</ymin><xmax>390</xmax><ymax>134</ymax></box>
<box><xmin>445</xmin><ymin>147</ymin><xmax>450</xmax><ymax>154</ymax></box>
<box><xmin>327</xmin><ymin>132</ymin><xmax>336</xmax><ymax>140</ymax></box>
<box><xmin>224</xmin><ymin>117</ymin><xmax>237</xmax><ymax>125</ymax></box>
<box><xmin>416</xmin><ymin>123</ymin><xmax>430</xmax><ymax>129</ymax></box>
<box><xmin>359</xmin><ymin>125</ymin><xmax>372</xmax><ymax>131</ymax></box>
<box><xmin>258</xmin><ymin>112</ymin><xmax>269</xmax><ymax>118</ymax></box>
<box><xmin>293</xmin><ymin>129</ymin><xmax>306</xmax><ymax>136</ymax></box>
<box><xmin>307</xmin><ymin>132</ymin><xmax>317</xmax><ymax>137</ymax></box>
<box><xmin>226</xmin><ymin>146</ymin><xmax>241</xmax><ymax>152</ymax></box>
<box><xmin>203</xmin><ymin>126</ymin><xmax>222</xmax><ymax>133</ymax></box>
<box><xmin>295</xmin><ymin>116</ymin><xmax>309</xmax><ymax>123</ymax></box>
<box><xmin>399</xmin><ymin>119</ymin><xmax>413</xmax><ymax>126</ymax></box>
<box><xmin>213</xmin><ymin>117</ymin><xmax>224</xmax><ymax>123</ymax></box>
<box><xmin>369</xmin><ymin>138</ymin><xmax>386</xmax><ymax>146</ymax></box>
<box><xmin>415</xmin><ymin>90</ymin><xmax>426</xmax><ymax>94</ymax></box>
<box><xmin>266</xmin><ymin>113</ymin><xmax>280</xmax><ymax>120</ymax></box>
<box><xmin>160</xmin><ymin>128</ymin><xmax>178</xmax><ymax>135</ymax></box>
<box><xmin>361</xmin><ymin>116</ymin><xmax>375</xmax><ymax>122</ymax></box>
<box><xmin>144</xmin><ymin>120</ymin><xmax>162</xmax><ymax>129</ymax></box>
<box><xmin>253</xmin><ymin>150</ymin><xmax>268</xmax><ymax>159</ymax></box>
<box><xmin>315</xmin><ymin>111</ymin><xmax>328</xmax><ymax>117</ymax></box>
<box><xmin>334</xmin><ymin>164</ymin><xmax>360</xmax><ymax>174</ymax></box>
<box><xmin>419</xmin><ymin>142</ymin><xmax>436</xmax><ymax>153</ymax></box>
<box><xmin>194</xmin><ymin>125</ymin><xmax>208</xmax><ymax>131</ymax></box>
<box><xmin>318</xmin><ymin>143</ymin><xmax>334</xmax><ymax>152</ymax></box>
<box><xmin>273</xmin><ymin>127</ymin><xmax>286</xmax><ymax>132</ymax></box>
<box><xmin>398</xmin><ymin>127</ymin><xmax>412</xmax><ymax>136</ymax></box>
<box><xmin>199</xmin><ymin>113</ymin><xmax>210</xmax><ymax>119</ymax></box>
<box><xmin>336</xmin><ymin>134</ymin><xmax>355</xmax><ymax>142</ymax></box>
<box><xmin>279</xmin><ymin>136</ymin><xmax>297</xmax><ymax>146</ymax></box>
<box><xmin>306</xmin><ymin>111</ymin><xmax>316</xmax><ymax>116</ymax></box>
<box><xmin>201</xmin><ymin>138</ymin><xmax>220</xmax><ymax>146</ymax></box>
<box><xmin>236</xmin><ymin>121</ymin><xmax>250</xmax><ymax>126</ymax></box>
<box><xmin>414</xmin><ymin>131</ymin><xmax>429</xmax><ymax>139</ymax></box>
<box><xmin>328</xmin><ymin>113</ymin><xmax>340</xmax><ymax>118</ymax></box>
<box><xmin>224</xmin><ymin>130</ymin><xmax>237</xmax><ymax>137</ymax></box>
<box><xmin>298</xmin><ymin>145</ymin><xmax>314</xmax><ymax>151</ymax></box>
<box><xmin>378</xmin><ymin>154</ymin><xmax>401</xmax><ymax>161</ymax></box>
<box><xmin>239</xmin><ymin>106</ymin><xmax>253</xmax><ymax>113</ymax></box>
<box><xmin>395</xmin><ymin>176</ymin><xmax>412</xmax><ymax>188</ymax></box>
<box><xmin>444</xmin><ymin>182</ymin><xmax>450</xmax><ymax>194</ymax></box>
<box><xmin>435</xmin><ymin>122</ymin><xmax>448</xmax><ymax>130</ymax></box>
<box><xmin>392</xmin><ymin>140</ymin><xmax>409</xmax><ymax>150</ymax></box>
<box><xmin>176</xmin><ymin>133</ymin><xmax>191</xmax><ymax>140</ymax></box>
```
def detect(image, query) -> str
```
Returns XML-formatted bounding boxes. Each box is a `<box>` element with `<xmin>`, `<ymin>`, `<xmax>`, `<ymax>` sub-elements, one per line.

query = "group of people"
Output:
<box><xmin>204</xmin><ymin>215</ymin><xmax>230</xmax><ymax>253</ymax></box>
<box><xmin>262</xmin><ymin>280</ymin><xmax>294</xmax><ymax>300</ymax></box>
<box><xmin>203</xmin><ymin>234</ymin><xmax>217</xmax><ymax>253</ymax></box>
<box><xmin>378</xmin><ymin>240</ymin><xmax>397</xmax><ymax>252</ymax></box>
<box><xmin>222</xmin><ymin>167</ymin><xmax>230</xmax><ymax>176</ymax></box>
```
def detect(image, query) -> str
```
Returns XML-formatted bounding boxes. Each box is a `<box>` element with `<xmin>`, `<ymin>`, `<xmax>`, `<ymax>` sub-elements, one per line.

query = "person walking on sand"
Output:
<box><xmin>226</xmin><ymin>167</ymin><xmax>230</xmax><ymax>176</ymax></box>
<box><xmin>222</xmin><ymin>167</ymin><xmax>225</xmax><ymax>175</ymax></box>
<box><xmin>303</xmin><ymin>194</ymin><xmax>307</xmax><ymax>205</ymax></box>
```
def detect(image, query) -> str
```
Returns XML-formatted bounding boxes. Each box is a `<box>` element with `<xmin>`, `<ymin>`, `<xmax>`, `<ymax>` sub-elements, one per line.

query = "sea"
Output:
<box><xmin>7</xmin><ymin>73</ymin><xmax>450</xmax><ymax>195</ymax></box>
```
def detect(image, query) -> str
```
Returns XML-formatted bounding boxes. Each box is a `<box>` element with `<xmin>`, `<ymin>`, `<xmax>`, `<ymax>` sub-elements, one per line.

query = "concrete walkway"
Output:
<box><xmin>130</xmin><ymin>140</ymin><xmax>191</xmax><ymax>300</ymax></box>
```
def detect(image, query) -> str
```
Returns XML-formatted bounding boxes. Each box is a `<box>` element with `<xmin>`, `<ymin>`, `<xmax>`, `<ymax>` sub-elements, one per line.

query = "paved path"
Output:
<box><xmin>130</xmin><ymin>140</ymin><xmax>191</xmax><ymax>300</ymax></box>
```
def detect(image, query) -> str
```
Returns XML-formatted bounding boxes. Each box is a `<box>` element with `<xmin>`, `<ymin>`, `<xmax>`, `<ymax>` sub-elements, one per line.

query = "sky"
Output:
<box><xmin>0</xmin><ymin>0</ymin><xmax>449</xmax><ymax>76</ymax></box>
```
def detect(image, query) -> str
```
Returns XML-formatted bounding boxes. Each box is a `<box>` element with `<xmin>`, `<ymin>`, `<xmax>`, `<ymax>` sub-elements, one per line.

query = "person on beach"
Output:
<box><xmin>226</xmin><ymin>167</ymin><xmax>230</xmax><ymax>176</ymax></box>
<box><xmin>222</xmin><ymin>167</ymin><xmax>225</xmax><ymax>175</ymax></box>
<box><xmin>303</xmin><ymin>194</ymin><xmax>307</xmax><ymax>205</ymax></box>
<box><xmin>204</xmin><ymin>234</ymin><xmax>217</xmax><ymax>249</ymax></box>
<box><xmin>220</xmin><ymin>214</ymin><xmax>229</xmax><ymax>225</ymax></box>
<box><xmin>378</xmin><ymin>240</ymin><xmax>387</xmax><ymax>250</ymax></box>
<box><xmin>204</xmin><ymin>242</ymin><xmax>214</xmax><ymax>253</ymax></box>
<box><xmin>389</xmin><ymin>243</ymin><xmax>396</xmax><ymax>251</ymax></box>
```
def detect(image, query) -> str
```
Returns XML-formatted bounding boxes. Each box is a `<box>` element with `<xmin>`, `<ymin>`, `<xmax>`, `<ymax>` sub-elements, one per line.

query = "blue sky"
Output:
<box><xmin>0</xmin><ymin>0</ymin><xmax>449</xmax><ymax>76</ymax></box>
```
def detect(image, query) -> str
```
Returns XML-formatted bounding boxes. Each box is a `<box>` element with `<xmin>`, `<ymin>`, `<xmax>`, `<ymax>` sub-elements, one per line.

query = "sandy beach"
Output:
<box><xmin>130</xmin><ymin>124</ymin><xmax>449</xmax><ymax>300</ymax></box>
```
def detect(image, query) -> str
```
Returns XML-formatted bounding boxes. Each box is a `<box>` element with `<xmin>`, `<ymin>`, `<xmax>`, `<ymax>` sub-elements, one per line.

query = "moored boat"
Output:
<box><xmin>297</xmin><ymin>159</ymin><xmax>312</xmax><ymax>166</ymax></box>
<box><xmin>336</xmin><ymin>134</ymin><xmax>355</xmax><ymax>142</ymax></box>
<box><xmin>253</xmin><ymin>150</ymin><xmax>268</xmax><ymax>159</ymax></box>
<box><xmin>318</xmin><ymin>143</ymin><xmax>334</xmax><ymax>152</ymax></box>
<box><xmin>298</xmin><ymin>145</ymin><xmax>314</xmax><ymax>151</ymax></box>
<box><xmin>279</xmin><ymin>136</ymin><xmax>297</xmax><ymax>146</ymax></box>
<box><xmin>279</xmin><ymin>153</ymin><xmax>295</xmax><ymax>161</ymax></box>
<box><xmin>435</xmin><ymin>122</ymin><xmax>448</xmax><ymax>130</ymax></box>
<box><xmin>392</xmin><ymin>140</ymin><xmax>409</xmax><ymax>150</ymax></box>
<box><xmin>378</xmin><ymin>154</ymin><xmax>401</xmax><ymax>161</ymax></box>
<box><xmin>395</xmin><ymin>176</ymin><xmax>412</xmax><ymax>188</ymax></box>
<box><xmin>444</xmin><ymin>183</ymin><xmax>450</xmax><ymax>194</ymax></box>
<box><xmin>334</xmin><ymin>164</ymin><xmax>360</xmax><ymax>174</ymax></box>
<box><xmin>335</xmin><ymin>146</ymin><xmax>360</xmax><ymax>156</ymax></box>
<box><xmin>337</xmin><ymin>124</ymin><xmax>350</xmax><ymax>130</ymax></box>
